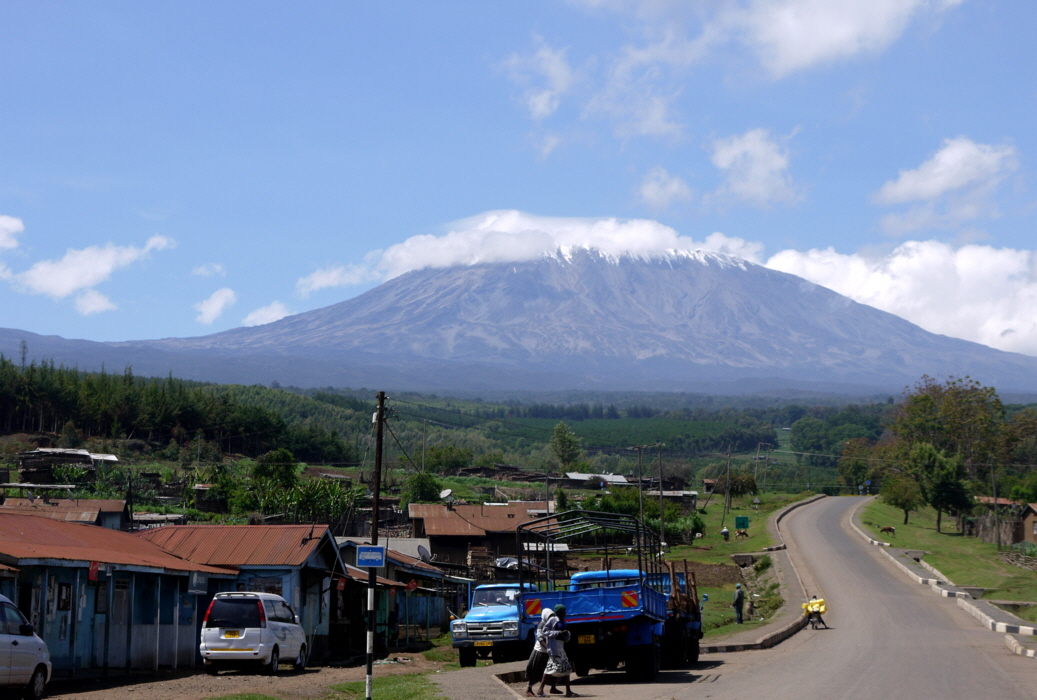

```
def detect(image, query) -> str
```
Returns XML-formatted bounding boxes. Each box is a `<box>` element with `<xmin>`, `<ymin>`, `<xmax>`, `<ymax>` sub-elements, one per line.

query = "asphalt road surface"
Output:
<box><xmin>528</xmin><ymin>496</ymin><xmax>1037</xmax><ymax>700</ymax></box>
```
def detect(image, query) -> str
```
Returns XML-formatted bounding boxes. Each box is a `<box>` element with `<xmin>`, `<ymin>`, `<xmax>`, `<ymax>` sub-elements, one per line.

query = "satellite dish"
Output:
<box><xmin>26</xmin><ymin>490</ymin><xmax>36</xmax><ymax>503</ymax></box>
<box><xmin>439</xmin><ymin>489</ymin><xmax>453</xmax><ymax>501</ymax></box>
<box><xmin>417</xmin><ymin>545</ymin><xmax>432</xmax><ymax>562</ymax></box>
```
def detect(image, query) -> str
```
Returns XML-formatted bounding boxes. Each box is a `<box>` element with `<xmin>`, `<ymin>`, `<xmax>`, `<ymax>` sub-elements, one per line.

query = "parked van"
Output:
<box><xmin>200</xmin><ymin>592</ymin><xmax>307</xmax><ymax>675</ymax></box>
<box><xmin>0</xmin><ymin>593</ymin><xmax>51</xmax><ymax>699</ymax></box>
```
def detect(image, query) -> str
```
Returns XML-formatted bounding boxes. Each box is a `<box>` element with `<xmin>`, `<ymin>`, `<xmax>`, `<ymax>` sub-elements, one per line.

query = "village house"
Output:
<box><xmin>0</xmin><ymin>513</ymin><xmax>236</xmax><ymax>678</ymax></box>
<box><xmin>1020</xmin><ymin>503</ymin><xmax>1037</xmax><ymax>545</ymax></box>
<box><xmin>0</xmin><ymin>497</ymin><xmax>129</xmax><ymax>530</ymax></box>
<box><xmin>408</xmin><ymin>501</ymin><xmax>552</xmax><ymax>569</ymax></box>
<box><xmin>138</xmin><ymin>524</ymin><xmax>345</xmax><ymax>661</ymax></box>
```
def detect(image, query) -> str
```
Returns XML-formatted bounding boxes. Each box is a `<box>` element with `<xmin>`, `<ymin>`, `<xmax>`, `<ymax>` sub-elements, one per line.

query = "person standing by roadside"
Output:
<box><xmin>525</xmin><ymin>609</ymin><xmax>557</xmax><ymax>697</ymax></box>
<box><xmin>536</xmin><ymin>605</ymin><xmax>579</xmax><ymax>697</ymax></box>
<box><xmin>732</xmin><ymin>582</ymin><xmax>744</xmax><ymax>624</ymax></box>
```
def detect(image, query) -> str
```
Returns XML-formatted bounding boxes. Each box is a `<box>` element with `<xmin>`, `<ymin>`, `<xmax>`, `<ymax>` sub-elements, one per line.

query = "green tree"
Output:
<box><xmin>425</xmin><ymin>445</ymin><xmax>473</xmax><ymax>474</ymax></box>
<box><xmin>253</xmin><ymin>448</ymin><xmax>299</xmax><ymax>490</ymax></box>
<box><xmin>838</xmin><ymin>438</ymin><xmax>873</xmax><ymax>491</ymax></box>
<box><xmin>908</xmin><ymin>442</ymin><xmax>971</xmax><ymax>533</ymax></box>
<box><xmin>550</xmin><ymin>422</ymin><xmax>581</xmax><ymax>468</ymax></box>
<box><xmin>891</xmin><ymin>376</ymin><xmax>1003</xmax><ymax>480</ymax></box>
<box><xmin>401</xmin><ymin>471</ymin><xmax>442</xmax><ymax>509</ymax></box>
<box><xmin>790</xmin><ymin>417</ymin><xmax>834</xmax><ymax>467</ymax></box>
<box><xmin>58</xmin><ymin>420</ymin><xmax>81</xmax><ymax>448</ymax></box>
<box><xmin>880</xmin><ymin>475</ymin><xmax>924</xmax><ymax>525</ymax></box>
<box><xmin>555</xmin><ymin>488</ymin><xmax>569</xmax><ymax>513</ymax></box>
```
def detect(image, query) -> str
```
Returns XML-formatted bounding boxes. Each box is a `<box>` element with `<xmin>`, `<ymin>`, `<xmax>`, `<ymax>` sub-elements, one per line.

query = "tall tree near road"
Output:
<box><xmin>891</xmin><ymin>375</ymin><xmax>1003</xmax><ymax>481</ymax></box>
<box><xmin>908</xmin><ymin>442</ymin><xmax>971</xmax><ymax>533</ymax></box>
<box><xmin>881</xmin><ymin>475</ymin><xmax>924</xmax><ymax>525</ymax></box>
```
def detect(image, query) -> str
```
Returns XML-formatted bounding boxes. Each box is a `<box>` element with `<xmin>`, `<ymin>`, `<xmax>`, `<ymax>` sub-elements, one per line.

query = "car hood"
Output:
<box><xmin>464</xmin><ymin>605</ymin><xmax>518</xmax><ymax>623</ymax></box>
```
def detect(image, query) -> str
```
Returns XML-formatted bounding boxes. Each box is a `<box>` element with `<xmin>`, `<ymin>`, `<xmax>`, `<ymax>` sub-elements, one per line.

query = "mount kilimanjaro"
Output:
<box><xmin>2</xmin><ymin>249</ymin><xmax>1034</xmax><ymax>394</ymax></box>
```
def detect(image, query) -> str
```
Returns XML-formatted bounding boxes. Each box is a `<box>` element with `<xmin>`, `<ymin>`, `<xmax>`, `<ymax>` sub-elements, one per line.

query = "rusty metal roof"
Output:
<box><xmin>342</xmin><ymin>563</ymin><xmax>405</xmax><ymax>588</ymax></box>
<box><xmin>0</xmin><ymin>513</ymin><xmax>233</xmax><ymax>575</ymax></box>
<box><xmin>409</xmin><ymin>502</ymin><xmax>550</xmax><ymax>537</ymax></box>
<box><xmin>139</xmin><ymin>524</ymin><xmax>332</xmax><ymax>568</ymax></box>
<box><xmin>0</xmin><ymin>498</ymin><xmax>126</xmax><ymax>524</ymax></box>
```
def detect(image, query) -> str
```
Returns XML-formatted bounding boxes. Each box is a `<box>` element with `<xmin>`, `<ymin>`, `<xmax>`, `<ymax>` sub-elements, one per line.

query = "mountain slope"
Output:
<box><xmin>4</xmin><ymin>249</ymin><xmax>1034</xmax><ymax>393</ymax></box>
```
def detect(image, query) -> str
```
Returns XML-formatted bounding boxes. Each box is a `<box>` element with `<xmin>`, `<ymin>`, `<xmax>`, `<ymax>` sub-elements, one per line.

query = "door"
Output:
<box><xmin>0</xmin><ymin>603</ymin><xmax>11</xmax><ymax>684</ymax></box>
<box><xmin>281</xmin><ymin>602</ymin><xmax>302</xmax><ymax>657</ymax></box>
<box><xmin>2</xmin><ymin>602</ymin><xmax>36</xmax><ymax>685</ymax></box>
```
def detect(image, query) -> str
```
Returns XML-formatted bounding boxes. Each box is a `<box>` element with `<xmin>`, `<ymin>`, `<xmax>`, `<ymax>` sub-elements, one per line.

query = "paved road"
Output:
<box><xmin>507</xmin><ymin>496</ymin><xmax>1036</xmax><ymax>700</ymax></box>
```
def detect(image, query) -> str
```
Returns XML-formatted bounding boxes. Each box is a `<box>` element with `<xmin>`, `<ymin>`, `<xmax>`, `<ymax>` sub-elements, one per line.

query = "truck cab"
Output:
<box><xmin>450</xmin><ymin>582</ymin><xmax>539</xmax><ymax>667</ymax></box>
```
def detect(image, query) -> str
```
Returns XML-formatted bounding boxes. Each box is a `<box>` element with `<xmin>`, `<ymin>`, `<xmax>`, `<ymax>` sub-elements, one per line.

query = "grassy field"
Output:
<box><xmin>860</xmin><ymin>500</ymin><xmax>1037</xmax><ymax>602</ymax></box>
<box><xmin>667</xmin><ymin>491</ymin><xmax>811</xmax><ymax>565</ymax></box>
<box><xmin>332</xmin><ymin>673</ymin><xmax>447</xmax><ymax>700</ymax></box>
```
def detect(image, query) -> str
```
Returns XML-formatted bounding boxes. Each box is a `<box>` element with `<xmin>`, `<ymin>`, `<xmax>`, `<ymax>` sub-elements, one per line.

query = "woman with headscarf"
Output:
<box><xmin>536</xmin><ymin>605</ymin><xmax>579</xmax><ymax>697</ymax></box>
<box><xmin>525</xmin><ymin>608</ymin><xmax>557</xmax><ymax>697</ymax></box>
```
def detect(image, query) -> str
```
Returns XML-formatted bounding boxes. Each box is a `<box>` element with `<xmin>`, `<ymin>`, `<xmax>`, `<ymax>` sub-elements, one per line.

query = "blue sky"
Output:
<box><xmin>1</xmin><ymin>1</ymin><xmax>1034</xmax><ymax>355</ymax></box>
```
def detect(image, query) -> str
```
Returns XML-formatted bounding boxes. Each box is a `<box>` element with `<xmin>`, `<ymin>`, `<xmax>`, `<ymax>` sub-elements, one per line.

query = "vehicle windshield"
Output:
<box><xmin>206</xmin><ymin>598</ymin><xmax>262</xmax><ymax>628</ymax></box>
<box><xmin>472</xmin><ymin>588</ymin><xmax>521</xmax><ymax>607</ymax></box>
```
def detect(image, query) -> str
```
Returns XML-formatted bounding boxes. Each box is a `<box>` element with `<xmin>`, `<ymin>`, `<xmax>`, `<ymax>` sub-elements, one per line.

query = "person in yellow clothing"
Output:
<box><xmin>803</xmin><ymin>595</ymin><xmax>828</xmax><ymax>629</ymax></box>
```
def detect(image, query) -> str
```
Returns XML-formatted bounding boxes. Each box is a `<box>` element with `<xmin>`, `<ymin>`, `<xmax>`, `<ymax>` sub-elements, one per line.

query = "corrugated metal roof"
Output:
<box><xmin>342</xmin><ymin>563</ymin><xmax>405</xmax><ymax>588</ymax></box>
<box><xmin>409</xmin><ymin>502</ymin><xmax>550</xmax><ymax>537</ymax></box>
<box><xmin>337</xmin><ymin>536</ymin><xmax>431</xmax><ymax>561</ymax></box>
<box><xmin>0</xmin><ymin>513</ymin><xmax>233</xmax><ymax>575</ymax></box>
<box><xmin>565</xmin><ymin>472</ymin><xmax>629</xmax><ymax>484</ymax></box>
<box><xmin>139</xmin><ymin>524</ymin><xmax>331</xmax><ymax>567</ymax></box>
<box><xmin>0</xmin><ymin>498</ymin><xmax>126</xmax><ymax>524</ymax></box>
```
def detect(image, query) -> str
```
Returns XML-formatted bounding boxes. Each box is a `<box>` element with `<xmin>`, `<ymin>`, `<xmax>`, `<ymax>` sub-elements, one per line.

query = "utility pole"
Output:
<box><xmin>365</xmin><ymin>391</ymin><xmax>385</xmax><ymax>700</ymax></box>
<box><xmin>656</xmin><ymin>444</ymin><xmax>666</xmax><ymax>547</ymax></box>
<box><xmin>421</xmin><ymin>419</ymin><xmax>427</xmax><ymax>473</ymax></box>
<box><xmin>720</xmin><ymin>450</ymin><xmax>733</xmax><ymax>529</ymax></box>
<box><xmin>628</xmin><ymin>444</ymin><xmax>661</xmax><ymax>529</ymax></box>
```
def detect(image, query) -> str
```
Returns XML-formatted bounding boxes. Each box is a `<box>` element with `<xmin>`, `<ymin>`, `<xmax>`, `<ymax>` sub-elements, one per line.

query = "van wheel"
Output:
<box><xmin>24</xmin><ymin>666</ymin><xmax>47</xmax><ymax>700</ymax></box>
<box><xmin>458</xmin><ymin>647</ymin><xmax>477</xmax><ymax>667</ymax></box>
<box><xmin>293</xmin><ymin>645</ymin><xmax>307</xmax><ymax>672</ymax></box>
<box><xmin>266</xmin><ymin>647</ymin><xmax>280</xmax><ymax>675</ymax></box>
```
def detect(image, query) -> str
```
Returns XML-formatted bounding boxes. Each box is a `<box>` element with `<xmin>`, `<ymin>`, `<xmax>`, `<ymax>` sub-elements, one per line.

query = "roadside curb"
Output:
<box><xmin>701</xmin><ymin>614</ymin><xmax>809</xmax><ymax>653</ymax></box>
<box><xmin>848</xmin><ymin>499</ymin><xmax>892</xmax><ymax>547</ymax></box>
<box><xmin>957</xmin><ymin>597</ymin><xmax>1037</xmax><ymax>637</ymax></box>
<box><xmin>849</xmin><ymin>498</ymin><xmax>1036</xmax><ymax>662</ymax></box>
<box><xmin>1004</xmin><ymin>634</ymin><xmax>1037</xmax><ymax>659</ymax></box>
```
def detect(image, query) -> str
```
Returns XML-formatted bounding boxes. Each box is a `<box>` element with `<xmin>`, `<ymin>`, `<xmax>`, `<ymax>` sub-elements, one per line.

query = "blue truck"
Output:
<box><xmin>515</xmin><ymin>510</ymin><xmax>703</xmax><ymax>681</ymax></box>
<box><xmin>450</xmin><ymin>582</ymin><xmax>539</xmax><ymax>667</ymax></box>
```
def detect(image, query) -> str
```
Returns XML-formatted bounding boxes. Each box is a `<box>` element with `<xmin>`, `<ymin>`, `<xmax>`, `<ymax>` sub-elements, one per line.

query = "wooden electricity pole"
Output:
<box><xmin>365</xmin><ymin>391</ymin><xmax>385</xmax><ymax>700</ymax></box>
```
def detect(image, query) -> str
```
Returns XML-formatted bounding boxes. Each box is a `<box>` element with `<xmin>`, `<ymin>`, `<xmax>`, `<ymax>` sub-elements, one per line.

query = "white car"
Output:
<box><xmin>0</xmin><ymin>593</ymin><xmax>51</xmax><ymax>700</ymax></box>
<box><xmin>200</xmin><ymin>592</ymin><xmax>307</xmax><ymax>675</ymax></box>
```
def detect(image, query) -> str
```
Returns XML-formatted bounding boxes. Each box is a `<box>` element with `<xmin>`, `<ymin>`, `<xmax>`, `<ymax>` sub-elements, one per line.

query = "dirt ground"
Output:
<box><xmin>40</xmin><ymin>655</ymin><xmax>447</xmax><ymax>700</ymax></box>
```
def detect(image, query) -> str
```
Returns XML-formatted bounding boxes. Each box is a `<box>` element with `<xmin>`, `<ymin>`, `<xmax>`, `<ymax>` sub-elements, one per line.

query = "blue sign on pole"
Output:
<box><xmin>865</xmin><ymin>480</ymin><xmax>871</xmax><ymax>486</ymax></box>
<box><xmin>357</xmin><ymin>545</ymin><xmax>386</xmax><ymax>568</ymax></box>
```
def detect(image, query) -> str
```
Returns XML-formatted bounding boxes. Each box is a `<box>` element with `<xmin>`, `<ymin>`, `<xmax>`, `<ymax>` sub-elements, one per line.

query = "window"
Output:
<box><xmin>279</xmin><ymin>602</ymin><xmax>296</xmax><ymax>623</ymax></box>
<box><xmin>1033</xmin><ymin>520</ymin><xmax>1036</xmax><ymax>536</ymax></box>
<box><xmin>206</xmin><ymin>598</ymin><xmax>262</xmax><ymax>628</ymax></box>
<box><xmin>2</xmin><ymin>602</ymin><xmax>28</xmax><ymax>635</ymax></box>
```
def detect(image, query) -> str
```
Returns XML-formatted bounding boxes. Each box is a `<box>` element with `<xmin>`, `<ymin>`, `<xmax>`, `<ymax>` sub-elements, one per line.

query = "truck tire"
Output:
<box><xmin>625</xmin><ymin>645</ymin><xmax>659</xmax><ymax>682</ymax></box>
<box><xmin>573</xmin><ymin>660</ymin><xmax>590</xmax><ymax>677</ymax></box>
<box><xmin>662</xmin><ymin>627</ymin><xmax>688</xmax><ymax>668</ymax></box>
<box><xmin>459</xmin><ymin>647</ymin><xmax>477</xmax><ymax>667</ymax></box>
<box><xmin>688</xmin><ymin>638</ymin><xmax>700</xmax><ymax>665</ymax></box>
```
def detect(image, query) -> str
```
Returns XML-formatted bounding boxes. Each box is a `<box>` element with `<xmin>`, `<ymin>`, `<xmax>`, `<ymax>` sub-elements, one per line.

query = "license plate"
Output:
<box><xmin>474</xmin><ymin>641</ymin><xmax>493</xmax><ymax>647</ymax></box>
<box><xmin>223</xmin><ymin>630</ymin><xmax>240</xmax><ymax>638</ymax></box>
<box><xmin>578</xmin><ymin>635</ymin><xmax>595</xmax><ymax>644</ymax></box>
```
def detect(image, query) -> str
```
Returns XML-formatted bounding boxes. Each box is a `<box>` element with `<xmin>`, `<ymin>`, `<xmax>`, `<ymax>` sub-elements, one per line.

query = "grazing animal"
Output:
<box><xmin>735</xmin><ymin>529</ymin><xmax>750</xmax><ymax>539</ymax></box>
<box><xmin>694</xmin><ymin>532</ymin><xmax>704</xmax><ymax>539</ymax></box>
<box><xmin>879</xmin><ymin>526</ymin><xmax>896</xmax><ymax>536</ymax></box>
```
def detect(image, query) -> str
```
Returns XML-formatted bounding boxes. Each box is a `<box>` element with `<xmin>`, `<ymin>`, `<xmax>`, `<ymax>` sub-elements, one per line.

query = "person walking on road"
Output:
<box><xmin>525</xmin><ymin>609</ymin><xmax>558</xmax><ymax>697</ymax></box>
<box><xmin>732</xmin><ymin>582</ymin><xmax>744</xmax><ymax>624</ymax></box>
<box><xmin>536</xmin><ymin>605</ymin><xmax>579</xmax><ymax>698</ymax></box>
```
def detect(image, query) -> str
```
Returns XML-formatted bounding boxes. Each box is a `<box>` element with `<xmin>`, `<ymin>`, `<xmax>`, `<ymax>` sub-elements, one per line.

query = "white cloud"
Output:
<box><xmin>639</xmin><ymin>167</ymin><xmax>693</xmax><ymax>209</ymax></box>
<box><xmin>192</xmin><ymin>263</ymin><xmax>226</xmax><ymax>277</ymax></box>
<box><xmin>766</xmin><ymin>240</ymin><xmax>1036</xmax><ymax>355</ymax></box>
<box><xmin>527</xmin><ymin>1</ymin><xmax>962</xmax><ymax>141</ymax></box>
<box><xmin>505</xmin><ymin>35</ymin><xmax>576</xmax><ymax>121</ymax></box>
<box><xmin>13</xmin><ymin>235</ymin><xmax>174</xmax><ymax>299</ymax></box>
<box><xmin>875</xmin><ymin>138</ymin><xmax>1016</xmax><ymax>204</ymax></box>
<box><xmin>708</xmin><ymin>128</ymin><xmax>797</xmax><ymax>207</ymax></box>
<box><xmin>242</xmin><ymin>301</ymin><xmax>291</xmax><ymax>327</ymax></box>
<box><xmin>296</xmin><ymin>263</ymin><xmax>382</xmax><ymax>296</ymax></box>
<box><xmin>0</xmin><ymin>215</ymin><xmax>24</xmax><ymax>250</ymax></box>
<box><xmin>728</xmin><ymin>0</ymin><xmax>959</xmax><ymax>79</ymax></box>
<box><xmin>874</xmin><ymin>138</ymin><xmax>1018</xmax><ymax>234</ymax></box>
<box><xmin>536</xmin><ymin>133</ymin><xmax>562</xmax><ymax>160</ymax></box>
<box><xmin>194</xmin><ymin>288</ymin><xmax>236</xmax><ymax>325</ymax></box>
<box><xmin>75</xmin><ymin>289</ymin><xmax>116</xmax><ymax>315</ymax></box>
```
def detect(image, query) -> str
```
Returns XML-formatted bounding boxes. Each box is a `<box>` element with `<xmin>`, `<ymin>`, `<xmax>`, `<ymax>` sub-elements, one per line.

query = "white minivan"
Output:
<box><xmin>199</xmin><ymin>592</ymin><xmax>307</xmax><ymax>675</ymax></box>
<box><xmin>0</xmin><ymin>593</ymin><xmax>51</xmax><ymax>700</ymax></box>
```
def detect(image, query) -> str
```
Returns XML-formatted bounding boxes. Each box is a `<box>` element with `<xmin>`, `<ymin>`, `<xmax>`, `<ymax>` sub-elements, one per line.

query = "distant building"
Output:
<box><xmin>0</xmin><ymin>497</ymin><xmax>128</xmax><ymax>530</ymax></box>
